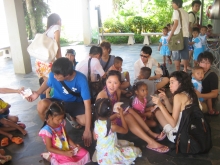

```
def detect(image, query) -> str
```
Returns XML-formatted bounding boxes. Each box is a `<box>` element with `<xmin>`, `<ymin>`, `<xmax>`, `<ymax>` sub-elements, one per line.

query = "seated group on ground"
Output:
<box><xmin>0</xmin><ymin>40</ymin><xmax>217</xmax><ymax>164</ymax></box>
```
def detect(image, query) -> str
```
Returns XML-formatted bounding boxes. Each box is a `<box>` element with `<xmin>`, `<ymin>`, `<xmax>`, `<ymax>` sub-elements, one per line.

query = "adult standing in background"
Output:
<box><xmin>35</xmin><ymin>13</ymin><xmax>62</xmax><ymax>79</ymax></box>
<box><xmin>168</xmin><ymin>0</ymin><xmax>189</xmax><ymax>72</ymax></box>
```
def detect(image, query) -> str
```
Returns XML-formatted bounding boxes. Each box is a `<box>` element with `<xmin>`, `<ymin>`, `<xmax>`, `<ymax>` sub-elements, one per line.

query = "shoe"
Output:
<box><xmin>155</xmin><ymin>131</ymin><xmax>166</xmax><ymax>141</ymax></box>
<box><xmin>11</xmin><ymin>137</ymin><xmax>23</xmax><ymax>144</ymax></box>
<box><xmin>146</xmin><ymin>145</ymin><xmax>169</xmax><ymax>153</ymax></box>
<box><xmin>17</xmin><ymin>122</ymin><xmax>26</xmax><ymax>129</ymax></box>
<box><xmin>1</xmin><ymin>138</ymin><xmax>9</xmax><ymax>147</ymax></box>
<box><xmin>208</xmin><ymin>110</ymin><xmax>219</xmax><ymax>116</ymax></box>
<box><xmin>41</xmin><ymin>152</ymin><xmax>51</xmax><ymax>161</ymax></box>
<box><xmin>66</xmin><ymin>113</ymin><xmax>82</xmax><ymax>129</ymax></box>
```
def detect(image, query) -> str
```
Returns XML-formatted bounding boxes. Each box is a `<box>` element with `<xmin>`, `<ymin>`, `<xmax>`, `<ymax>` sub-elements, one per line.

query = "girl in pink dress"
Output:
<box><xmin>39</xmin><ymin>102</ymin><xmax>90</xmax><ymax>165</ymax></box>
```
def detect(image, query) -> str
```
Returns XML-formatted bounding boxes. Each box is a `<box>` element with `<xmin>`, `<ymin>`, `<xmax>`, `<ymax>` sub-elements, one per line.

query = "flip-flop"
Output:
<box><xmin>0</xmin><ymin>155</ymin><xmax>12</xmax><ymax>164</ymax></box>
<box><xmin>155</xmin><ymin>132</ymin><xmax>166</xmax><ymax>141</ymax></box>
<box><xmin>41</xmin><ymin>152</ymin><xmax>51</xmax><ymax>161</ymax></box>
<box><xmin>17</xmin><ymin>122</ymin><xmax>26</xmax><ymax>129</ymax></box>
<box><xmin>208</xmin><ymin>110</ymin><xmax>219</xmax><ymax>116</ymax></box>
<box><xmin>66</xmin><ymin>113</ymin><xmax>82</xmax><ymax>129</ymax></box>
<box><xmin>1</xmin><ymin>138</ymin><xmax>9</xmax><ymax>147</ymax></box>
<box><xmin>146</xmin><ymin>145</ymin><xmax>169</xmax><ymax>153</ymax></box>
<box><xmin>11</xmin><ymin>137</ymin><xmax>23</xmax><ymax>144</ymax></box>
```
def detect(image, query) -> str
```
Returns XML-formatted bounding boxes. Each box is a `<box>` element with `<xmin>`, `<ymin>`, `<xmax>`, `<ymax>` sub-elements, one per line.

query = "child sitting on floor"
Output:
<box><xmin>93</xmin><ymin>98</ymin><xmax>142</xmax><ymax>164</ymax></box>
<box><xmin>108</xmin><ymin>56</ymin><xmax>132</xmax><ymax>97</ymax></box>
<box><xmin>132</xmin><ymin>82</ymin><xmax>158</xmax><ymax>127</ymax></box>
<box><xmin>39</xmin><ymin>101</ymin><xmax>90</xmax><ymax>164</ymax></box>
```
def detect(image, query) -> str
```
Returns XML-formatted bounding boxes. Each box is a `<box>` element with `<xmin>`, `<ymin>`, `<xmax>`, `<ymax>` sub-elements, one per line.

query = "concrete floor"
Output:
<box><xmin>0</xmin><ymin>44</ymin><xmax>220</xmax><ymax>165</ymax></box>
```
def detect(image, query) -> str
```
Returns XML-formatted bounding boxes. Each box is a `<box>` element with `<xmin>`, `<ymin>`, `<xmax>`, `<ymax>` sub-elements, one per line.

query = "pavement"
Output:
<box><xmin>0</xmin><ymin>44</ymin><xmax>220</xmax><ymax>165</ymax></box>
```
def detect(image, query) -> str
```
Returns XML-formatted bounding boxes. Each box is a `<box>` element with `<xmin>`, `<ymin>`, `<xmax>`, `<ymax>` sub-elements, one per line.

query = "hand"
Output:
<box><xmin>118</xmin><ymin>107</ymin><xmax>124</xmax><ymax>115</ymax></box>
<box><xmin>63</xmin><ymin>150</ymin><xmax>73</xmax><ymax>157</ymax></box>
<box><xmin>158</xmin><ymin>90</ymin><xmax>168</xmax><ymax>101</ymax></box>
<box><xmin>194</xmin><ymin>89</ymin><xmax>201</xmax><ymax>97</ymax></box>
<box><xmin>25</xmin><ymin>91</ymin><xmax>39</xmax><ymax>102</ymax></box>
<box><xmin>82</xmin><ymin>129</ymin><xmax>92</xmax><ymax>147</ymax></box>
<box><xmin>151</xmin><ymin>95</ymin><xmax>162</xmax><ymax>107</ymax></box>
<box><xmin>17</xmin><ymin>87</ymin><xmax>24</xmax><ymax>94</ymax></box>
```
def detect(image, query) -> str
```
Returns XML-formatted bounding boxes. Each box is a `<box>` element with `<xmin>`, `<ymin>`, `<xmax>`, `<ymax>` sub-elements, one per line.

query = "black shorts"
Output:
<box><xmin>47</xmin><ymin>98</ymin><xmax>85</xmax><ymax>118</ymax></box>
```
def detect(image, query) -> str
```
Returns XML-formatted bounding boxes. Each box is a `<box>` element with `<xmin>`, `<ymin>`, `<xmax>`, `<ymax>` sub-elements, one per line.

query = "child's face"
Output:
<box><xmin>106</xmin><ymin>75</ymin><xmax>120</xmax><ymax>94</ymax></box>
<box><xmin>162</xmin><ymin>29</ymin><xmax>168</xmax><ymax>35</ymax></box>
<box><xmin>136</xmin><ymin>85</ymin><xmax>148</xmax><ymax>98</ymax></box>
<box><xmin>200</xmin><ymin>28</ymin><xmax>207</xmax><ymax>35</ymax></box>
<box><xmin>138</xmin><ymin>71</ymin><xmax>144</xmax><ymax>80</ymax></box>
<box><xmin>114</xmin><ymin>62</ymin><xmax>122</xmax><ymax>70</ymax></box>
<box><xmin>50</xmin><ymin>114</ymin><xmax>64</xmax><ymax>127</ymax></box>
<box><xmin>192</xmin><ymin>69</ymin><xmax>204</xmax><ymax>81</ymax></box>
<box><xmin>65</xmin><ymin>54</ymin><xmax>75</xmax><ymax>63</ymax></box>
<box><xmin>101</xmin><ymin>47</ymin><xmax>109</xmax><ymax>56</ymax></box>
<box><xmin>192</xmin><ymin>3</ymin><xmax>201</xmax><ymax>13</ymax></box>
<box><xmin>192</xmin><ymin>31</ymin><xmax>199</xmax><ymax>38</ymax></box>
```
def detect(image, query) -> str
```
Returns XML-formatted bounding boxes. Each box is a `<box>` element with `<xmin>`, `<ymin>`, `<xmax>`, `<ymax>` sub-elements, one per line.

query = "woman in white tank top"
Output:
<box><xmin>151</xmin><ymin>71</ymin><xmax>199</xmax><ymax>143</ymax></box>
<box><xmin>35</xmin><ymin>13</ymin><xmax>61</xmax><ymax>79</ymax></box>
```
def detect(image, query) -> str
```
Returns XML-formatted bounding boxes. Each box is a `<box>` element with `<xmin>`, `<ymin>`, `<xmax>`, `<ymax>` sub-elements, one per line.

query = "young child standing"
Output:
<box><xmin>158</xmin><ymin>27</ymin><xmax>171</xmax><ymax>65</ymax></box>
<box><xmin>189</xmin><ymin>27</ymin><xmax>203</xmax><ymax>66</ymax></box>
<box><xmin>39</xmin><ymin>102</ymin><xmax>90</xmax><ymax>165</ymax></box>
<box><xmin>199</xmin><ymin>26</ymin><xmax>207</xmax><ymax>51</ymax></box>
<box><xmin>94</xmin><ymin>98</ymin><xmax>142</xmax><ymax>164</ymax></box>
<box><xmin>132</xmin><ymin>82</ymin><xmax>158</xmax><ymax>128</ymax></box>
<box><xmin>191</xmin><ymin>66</ymin><xmax>204</xmax><ymax>102</ymax></box>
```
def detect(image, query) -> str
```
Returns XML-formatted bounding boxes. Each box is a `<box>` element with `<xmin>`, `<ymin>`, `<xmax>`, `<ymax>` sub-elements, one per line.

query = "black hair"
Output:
<box><xmin>106</xmin><ymin>70</ymin><xmax>121</xmax><ymax>83</ymax></box>
<box><xmin>172</xmin><ymin>0</ymin><xmax>183</xmax><ymax>8</ymax></box>
<box><xmin>65</xmin><ymin>49</ymin><xmax>77</xmax><ymax>66</ymax></box>
<box><xmin>192</xmin><ymin>27</ymin><xmax>200</xmax><ymax>33</ymax></box>
<box><xmin>163</xmin><ymin>27</ymin><xmax>169</xmax><ymax>31</ymax></box>
<box><xmin>47</xmin><ymin>13</ymin><xmax>61</xmax><ymax>29</ymax></box>
<box><xmin>100</xmin><ymin>41</ymin><xmax>112</xmax><ymax>54</ymax></box>
<box><xmin>141</xmin><ymin>46</ymin><xmax>152</xmax><ymax>55</ymax></box>
<box><xmin>197</xmin><ymin>51</ymin><xmax>214</xmax><ymax>64</ymax></box>
<box><xmin>51</xmin><ymin>57</ymin><xmax>74</xmax><ymax>77</ymax></box>
<box><xmin>207</xmin><ymin>24</ymin><xmax>213</xmax><ymax>28</ymax></box>
<box><xmin>95</xmin><ymin>98</ymin><xmax>112</xmax><ymax>137</ymax></box>
<box><xmin>192</xmin><ymin>66</ymin><xmax>204</xmax><ymax>74</ymax></box>
<box><xmin>39</xmin><ymin>77</ymin><xmax>44</xmax><ymax>86</ymax></box>
<box><xmin>133</xmin><ymin>81</ymin><xmax>147</xmax><ymax>95</ymax></box>
<box><xmin>192</xmin><ymin>0</ymin><xmax>201</xmax><ymax>7</ymax></box>
<box><xmin>170</xmin><ymin>71</ymin><xmax>198</xmax><ymax>105</ymax></box>
<box><xmin>89</xmin><ymin>46</ymin><xmax>103</xmax><ymax>57</ymax></box>
<box><xmin>167</xmin><ymin>23</ymin><xmax>171</xmax><ymax>27</ymax></box>
<box><xmin>201</xmin><ymin>26</ymin><xmax>208</xmax><ymax>30</ymax></box>
<box><xmin>140</xmin><ymin>67</ymin><xmax>151</xmax><ymax>79</ymax></box>
<box><xmin>41</xmin><ymin>101</ymin><xmax>66</xmax><ymax>128</ymax></box>
<box><xmin>114</xmin><ymin>56</ymin><xmax>123</xmax><ymax>64</ymax></box>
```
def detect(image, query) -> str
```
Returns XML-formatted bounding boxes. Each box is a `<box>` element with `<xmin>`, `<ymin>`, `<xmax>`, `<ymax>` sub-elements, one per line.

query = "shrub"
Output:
<box><xmin>105</xmin><ymin>36</ymin><xmax>128</xmax><ymax>44</ymax></box>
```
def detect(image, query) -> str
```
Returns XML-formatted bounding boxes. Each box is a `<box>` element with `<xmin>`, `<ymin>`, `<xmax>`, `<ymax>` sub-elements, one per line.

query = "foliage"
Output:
<box><xmin>23</xmin><ymin>0</ymin><xmax>50</xmax><ymax>39</ymax></box>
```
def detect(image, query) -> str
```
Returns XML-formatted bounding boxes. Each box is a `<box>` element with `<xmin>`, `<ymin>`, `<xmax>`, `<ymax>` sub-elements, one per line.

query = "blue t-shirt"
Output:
<box><xmin>47</xmin><ymin>71</ymin><xmax>91</xmax><ymax>102</ymax></box>
<box><xmin>192</xmin><ymin>37</ymin><xmax>203</xmax><ymax>60</ymax></box>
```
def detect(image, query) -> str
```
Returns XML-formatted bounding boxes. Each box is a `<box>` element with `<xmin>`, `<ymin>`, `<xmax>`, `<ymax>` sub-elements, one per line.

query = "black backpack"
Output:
<box><xmin>175</xmin><ymin>104</ymin><xmax>212</xmax><ymax>154</ymax></box>
<box><xmin>160</xmin><ymin>64</ymin><xmax>169</xmax><ymax>77</ymax></box>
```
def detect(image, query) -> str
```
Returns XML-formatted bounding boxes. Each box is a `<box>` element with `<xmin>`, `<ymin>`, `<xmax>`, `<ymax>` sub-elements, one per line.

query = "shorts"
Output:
<box><xmin>179</xmin><ymin>37</ymin><xmax>189</xmax><ymax>60</ymax></box>
<box><xmin>0</xmin><ymin>109</ymin><xmax>9</xmax><ymax>127</ymax></box>
<box><xmin>47</xmin><ymin>98</ymin><xmax>85</xmax><ymax>117</ymax></box>
<box><xmin>188</xmin><ymin>37</ymin><xmax>194</xmax><ymax>51</ymax></box>
<box><xmin>172</xmin><ymin>51</ymin><xmax>181</xmax><ymax>61</ymax></box>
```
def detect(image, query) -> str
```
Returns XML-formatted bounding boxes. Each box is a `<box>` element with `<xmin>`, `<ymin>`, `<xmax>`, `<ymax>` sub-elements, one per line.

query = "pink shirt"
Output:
<box><xmin>132</xmin><ymin>96</ymin><xmax>147</xmax><ymax>113</ymax></box>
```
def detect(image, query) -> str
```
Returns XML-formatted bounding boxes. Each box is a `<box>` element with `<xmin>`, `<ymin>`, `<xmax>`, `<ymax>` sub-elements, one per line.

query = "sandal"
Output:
<box><xmin>66</xmin><ymin>113</ymin><xmax>82</xmax><ymax>129</ymax></box>
<box><xmin>0</xmin><ymin>155</ymin><xmax>12</xmax><ymax>164</ymax></box>
<box><xmin>17</xmin><ymin>122</ymin><xmax>26</xmax><ymax>129</ymax></box>
<box><xmin>11</xmin><ymin>137</ymin><xmax>23</xmax><ymax>144</ymax></box>
<box><xmin>1</xmin><ymin>138</ymin><xmax>9</xmax><ymax>147</ymax></box>
<box><xmin>208</xmin><ymin>110</ymin><xmax>219</xmax><ymax>116</ymax></box>
<box><xmin>155</xmin><ymin>131</ymin><xmax>166</xmax><ymax>141</ymax></box>
<box><xmin>41</xmin><ymin>152</ymin><xmax>51</xmax><ymax>161</ymax></box>
<box><xmin>146</xmin><ymin>145</ymin><xmax>169</xmax><ymax>153</ymax></box>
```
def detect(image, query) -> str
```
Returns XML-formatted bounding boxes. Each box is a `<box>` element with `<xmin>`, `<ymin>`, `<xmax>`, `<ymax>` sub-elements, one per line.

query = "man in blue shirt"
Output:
<box><xmin>27</xmin><ymin>58</ymin><xmax>92</xmax><ymax>146</ymax></box>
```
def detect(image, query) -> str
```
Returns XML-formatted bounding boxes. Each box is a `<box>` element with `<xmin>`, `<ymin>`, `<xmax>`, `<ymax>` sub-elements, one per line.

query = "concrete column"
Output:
<box><xmin>82</xmin><ymin>0</ymin><xmax>91</xmax><ymax>45</ymax></box>
<box><xmin>3</xmin><ymin>0</ymin><xmax>32</xmax><ymax>74</ymax></box>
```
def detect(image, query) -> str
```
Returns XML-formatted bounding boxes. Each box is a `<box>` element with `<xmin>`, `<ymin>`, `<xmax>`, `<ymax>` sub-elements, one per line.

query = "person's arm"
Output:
<box><xmin>158</xmin><ymin>90</ymin><xmax>173</xmax><ymax>113</ymax></box>
<box><xmin>196</xmin><ymin>89</ymin><xmax>218</xmax><ymax>99</ymax></box>
<box><xmin>0</xmin><ymin>104</ymin><xmax>11</xmax><ymax>113</ymax></box>
<box><xmin>54</xmin><ymin>30</ymin><xmax>61</xmax><ymax>59</ymax></box>
<box><xmin>0</xmin><ymin>88</ymin><xmax>24</xmax><ymax>94</ymax></box>
<box><xmin>168</xmin><ymin>11</ymin><xmax>178</xmax><ymax>42</ymax></box>
<box><xmin>95</xmin><ymin>60</ymin><xmax>106</xmax><ymax>79</ymax></box>
<box><xmin>158</xmin><ymin>42</ymin><xmax>162</xmax><ymax>51</ymax></box>
<box><xmin>156</xmin><ymin>77</ymin><xmax>169</xmax><ymax>90</ymax></box>
<box><xmin>134</xmin><ymin>61</ymin><xmax>140</xmax><ymax>79</ymax></box>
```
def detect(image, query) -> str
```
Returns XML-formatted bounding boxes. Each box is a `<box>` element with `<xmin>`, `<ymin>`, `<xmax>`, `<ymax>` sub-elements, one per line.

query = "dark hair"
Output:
<box><xmin>95</xmin><ymin>98</ymin><xmax>112</xmax><ymax>137</ymax></box>
<box><xmin>114</xmin><ymin>56</ymin><xmax>123</xmax><ymax>64</ymax></box>
<box><xmin>39</xmin><ymin>77</ymin><xmax>44</xmax><ymax>86</ymax></box>
<box><xmin>41</xmin><ymin>101</ymin><xmax>65</xmax><ymax>128</ymax></box>
<box><xmin>89</xmin><ymin>46</ymin><xmax>103</xmax><ymax>57</ymax></box>
<box><xmin>170</xmin><ymin>71</ymin><xmax>198</xmax><ymax>105</ymax></box>
<box><xmin>192</xmin><ymin>27</ymin><xmax>200</xmax><ymax>33</ymax></box>
<box><xmin>197</xmin><ymin>51</ymin><xmax>214</xmax><ymax>64</ymax></box>
<box><xmin>141</xmin><ymin>46</ymin><xmax>152</xmax><ymax>55</ymax></box>
<box><xmin>133</xmin><ymin>81</ymin><xmax>147</xmax><ymax>95</ymax></box>
<box><xmin>47</xmin><ymin>13</ymin><xmax>61</xmax><ymax>29</ymax></box>
<box><xmin>65</xmin><ymin>49</ymin><xmax>77</xmax><ymax>66</ymax></box>
<box><xmin>140</xmin><ymin>67</ymin><xmax>151</xmax><ymax>79</ymax></box>
<box><xmin>106</xmin><ymin>70</ymin><xmax>121</xmax><ymax>83</ymax></box>
<box><xmin>207</xmin><ymin>24</ymin><xmax>213</xmax><ymax>28</ymax></box>
<box><xmin>192</xmin><ymin>66</ymin><xmax>203</xmax><ymax>74</ymax></box>
<box><xmin>163</xmin><ymin>27</ymin><xmax>169</xmax><ymax>31</ymax></box>
<box><xmin>167</xmin><ymin>23</ymin><xmax>171</xmax><ymax>27</ymax></box>
<box><xmin>192</xmin><ymin>0</ymin><xmax>201</xmax><ymax>7</ymax></box>
<box><xmin>201</xmin><ymin>26</ymin><xmax>207</xmax><ymax>30</ymax></box>
<box><xmin>172</xmin><ymin>0</ymin><xmax>183</xmax><ymax>8</ymax></box>
<box><xmin>51</xmin><ymin>57</ymin><xmax>74</xmax><ymax>77</ymax></box>
<box><xmin>100</xmin><ymin>41</ymin><xmax>111</xmax><ymax>54</ymax></box>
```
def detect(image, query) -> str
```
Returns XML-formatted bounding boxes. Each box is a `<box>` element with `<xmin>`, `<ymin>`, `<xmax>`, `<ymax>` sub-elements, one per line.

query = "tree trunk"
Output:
<box><xmin>26</xmin><ymin>0</ymin><xmax>37</xmax><ymax>38</ymax></box>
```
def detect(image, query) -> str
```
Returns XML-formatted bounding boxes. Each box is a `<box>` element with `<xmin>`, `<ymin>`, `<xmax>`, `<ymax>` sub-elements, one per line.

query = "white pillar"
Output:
<box><xmin>82</xmin><ymin>0</ymin><xmax>91</xmax><ymax>45</ymax></box>
<box><xmin>3</xmin><ymin>0</ymin><xmax>32</xmax><ymax>74</ymax></box>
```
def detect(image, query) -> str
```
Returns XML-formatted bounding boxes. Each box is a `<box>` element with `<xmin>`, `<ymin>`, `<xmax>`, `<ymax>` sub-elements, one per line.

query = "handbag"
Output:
<box><xmin>60</xmin><ymin>81</ymin><xmax>81</xmax><ymax>99</ymax></box>
<box><xmin>168</xmin><ymin>10</ymin><xmax>184</xmax><ymax>51</ymax></box>
<box><xmin>88</xmin><ymin>58</ymin><xmax>103</xmax><ymax>104</ymax></box>
<box><xmin>27</xmin><ymin>26</ymin><xmax>58</xmax><ymax>62</ymax></box>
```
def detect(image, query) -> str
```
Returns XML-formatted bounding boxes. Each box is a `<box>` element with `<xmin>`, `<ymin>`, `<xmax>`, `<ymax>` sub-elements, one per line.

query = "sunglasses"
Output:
<box><xmin>140</xmin><ymin>54</ymin><xmax>149</xmax><ymax>58</ymax></box>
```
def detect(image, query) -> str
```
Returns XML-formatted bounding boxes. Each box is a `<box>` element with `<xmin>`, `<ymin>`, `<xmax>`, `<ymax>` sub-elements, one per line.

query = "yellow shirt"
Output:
<box><xmin>0</xmin><ymin>100</ymin><xmax>8</xmax><ymax>109</ymax></box>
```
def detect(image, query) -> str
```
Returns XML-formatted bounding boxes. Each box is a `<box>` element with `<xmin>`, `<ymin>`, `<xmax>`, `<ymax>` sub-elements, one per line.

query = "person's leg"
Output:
<box><xmin>37</xmin><ymin>99</ymin><xmax>52</xmax><ymax>121</ymax></box>
<box><xmin>6</xmin><ymin>115</ymin><xmax>18</xmax><ymax>123</ymax></box>
<box><xmin>154</xmin><ymin>110</ymin><xmax>169</xmax><ymax>127</ymax></box>
<box><xmin>182</xmin><ymin>59</ymin><xmax>188</xmax><ymax>72</ymax></box>
<box><xmin>174</xmin><ymin>60</ymin><xmax>180</xmax><ymax>71</ymax></box>
<box><xmin>125</xmin><ymin>71</ymin><xmax>130</xmax><ymax>83</ymax></box>
<box><xmin>163</xmin><ymin>55</ymin><xmax>166</xmax><ymax>65</ymax></box>
<box><xmin>179</xmin><ymin>37</ymin><xmax>189</xmax><ymax>72</ymax></box>
<box><xmin>0</xmin><ymin>129</ymin><xmax>13</xmax><ymax>139</ymax></box>
<box><xmin>145</xmin><ymin>119</ymin><xmax>157</xmax><ymax>128</ymax></box>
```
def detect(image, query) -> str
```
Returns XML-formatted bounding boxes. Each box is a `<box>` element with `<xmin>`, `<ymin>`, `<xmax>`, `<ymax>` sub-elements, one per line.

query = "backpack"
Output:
<box><xmin>175</xmin><ymin>104</ymin><xmax>212</xmax><ymax>154</ymax></box>
<box><xmin>189</xmin><ymin>11</ymin><xmax>196</xmax><ymax>24</ymax></box>
<box><xmin>160</xmin><ymin>64</ymin><xmax>169</xmax><ymax>77</ymax></box>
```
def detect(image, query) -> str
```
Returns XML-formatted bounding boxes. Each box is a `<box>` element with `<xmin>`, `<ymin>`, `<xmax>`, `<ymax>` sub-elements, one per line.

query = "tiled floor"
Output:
<box><xmin>0</xmin><ymin>44</ymin><xmax>220</xmax><ymax>165</ymax></box>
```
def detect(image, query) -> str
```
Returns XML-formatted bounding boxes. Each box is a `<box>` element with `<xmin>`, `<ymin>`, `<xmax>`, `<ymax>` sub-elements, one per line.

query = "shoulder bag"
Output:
<box><xmin>60</xmin><ymin>81</ymin><xmax>81</xmax><ymax>99</ymax></box>
<box><xmin>27</xmin><ymin>26</ymin><xmax>58</xmax><ymax>63</ymax></box>
<box><xmin>168</xmin><ymin>10</ymin><xmax>184</xmax><ymax>51</ymax></box>
<box><xmin>88</xmin><ymin>58</ymin><xmax>103</xmax><ymax>104</ymax></box>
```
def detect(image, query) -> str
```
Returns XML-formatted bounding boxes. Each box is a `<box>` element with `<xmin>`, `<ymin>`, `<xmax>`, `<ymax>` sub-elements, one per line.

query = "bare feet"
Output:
<box><xmin>21</xmin><ymin>129</ymin><xmax>27</xmax><ymax>136</ymax></box>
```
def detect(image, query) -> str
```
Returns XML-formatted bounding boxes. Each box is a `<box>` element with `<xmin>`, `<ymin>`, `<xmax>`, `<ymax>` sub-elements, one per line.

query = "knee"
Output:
<box><xmin>37</xmin><ymin>99</ymin><xmax>51</xmax><ymax>114</ymax></box>
<box><xmin>10</xmin><ymin>116</ymin><xmax>18</xmax><ymax>123</ymax></box>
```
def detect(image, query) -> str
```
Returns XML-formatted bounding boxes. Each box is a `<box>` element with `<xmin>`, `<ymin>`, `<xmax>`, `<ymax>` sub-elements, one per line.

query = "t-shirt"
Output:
<box><xmin>0</xmin><ymin>99</ymin><xmax>8</xmax><ymax>109</ymax></box>
<box><xmin>192</xmin><ymin>77</ymin><xmax>204</xmax><ymax>102</ymax></box>
<box><xmin>46</xmin><ymin>25</ymin><xmax>61</xmax><ymax>39</ymax></box>
<box><xmin>192</xmin><ymin>37</ymin><xmax>203</xmax><ymax>59</ymax></box>
<box><xmin>134</xmin><ymin>57</ymin><xmax>159</xmax><ymax>78</ymax></box>
<box><xmin>189</xmin><ymin>12</ymin><xmax>197</xmax><ymax>36</ymax></box>
<box><xmin>172</xmin><ymin>8</ymin><xmax>189</xmax><ymax>37</ymax></box>
<box><xmin>199</xmin><ymin>34</ymin><xmax>207</xmax><ymax>50</ymax></box>
<box><xmin>100</xmin><ymin>55</ymin><xmax>115</xmax><ymax>72</ymax></box>
<box><xmin>47</xmin><ymin>71</ymin><xmax>91</xmax><ymax>102</ymax></box>
<box><xmin>134</xmin><ymin>79</ymin><xmax>157</xmax><ymax>107</ymax></box>
<box><xmin>75</xmin><ymin>56</ymin><xmax>105</xmax><ymax>82</ymax></box>
<box><xmin>159</xmin><ymin>35</ymin><xmax>169</xmax><ymax>45</ymax></box>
